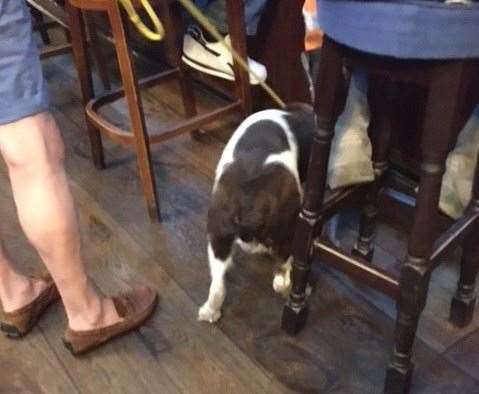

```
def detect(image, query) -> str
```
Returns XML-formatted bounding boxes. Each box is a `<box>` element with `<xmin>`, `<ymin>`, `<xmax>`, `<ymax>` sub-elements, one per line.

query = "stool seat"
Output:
<box><xmin>318</xmin><ymin>0</ymin><xmax>479</xmax><ymax>59</ymax></box>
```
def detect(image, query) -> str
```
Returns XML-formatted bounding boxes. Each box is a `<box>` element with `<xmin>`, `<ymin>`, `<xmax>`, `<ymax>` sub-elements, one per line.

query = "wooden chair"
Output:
<box><xmin>66</xmin><ymin>0</ymin><xmax>252</xmax><ymax>221</ymax></box>
<box><xmin>28</xmin><ymin>0</ymin><xmax>111</xmax><ymax>90</ymax></box>
<box><xmin>282</xmin><ymin>10</ymin><xmax>479</xmax><ymax>394</ymax></box>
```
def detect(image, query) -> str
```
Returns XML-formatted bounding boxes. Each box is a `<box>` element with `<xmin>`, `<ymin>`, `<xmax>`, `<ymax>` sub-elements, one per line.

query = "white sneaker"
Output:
<box><xmin>182</xmin><ymin>26</ymin><xmax>267</xmax><ymax>85</ymax></box>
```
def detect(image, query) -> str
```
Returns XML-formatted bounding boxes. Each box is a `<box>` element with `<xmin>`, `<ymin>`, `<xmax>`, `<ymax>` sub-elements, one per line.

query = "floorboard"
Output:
<box><xmin>444</xmin><ymin>328</ymin><xmax>479</xmax><ymax>382</ymax></box>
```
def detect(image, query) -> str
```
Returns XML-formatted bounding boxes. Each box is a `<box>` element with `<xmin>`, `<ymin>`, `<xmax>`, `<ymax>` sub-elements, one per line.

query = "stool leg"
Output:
<box><xmin>353</xmin><ymin>78</ymin><xmax>394</xmax><ymax>261</ymax></box>
<box><xmin>226</xmin><ymin>0</ymin><xmax>252</xmax><ymax>116</ymax></box>
<box><xmin>85</xmin><ymin>13</ymin><xmax>111</xmax><ymax>91</ymax></box>
<box><xmin>385</xmin><ymin>62</ymin><xmax>475</xmax><ymax>394</ymax></box>
<box><xmin>450</xmin><ymin>159</ymin><xmax>479</xmax><ymax>327</ymax></box>
<box><xmin>282</xmin><ymin>37</ymin><xmax>346</xmax><ymax>335</ymax></box>
<box><xmin>108</xmin><ymin>4</ymin><xmax>161</xmax><ymax>221</ymax></box>
<box><xmin>158</xmin><ymin>1</ymin><xmax>199</xmax><ymax>139</ymax></box>
<box><xmin>66</xmin><ymin>3</ymin><xmax>105</xmax><ymax>170</ymax></box>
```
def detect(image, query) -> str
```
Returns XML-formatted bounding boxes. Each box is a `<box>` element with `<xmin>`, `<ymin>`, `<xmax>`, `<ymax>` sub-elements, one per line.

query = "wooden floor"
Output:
<box><xmin>1</xmin><ymin>40</ymin><xmax>479</xmax><ymax>394</ymax></box>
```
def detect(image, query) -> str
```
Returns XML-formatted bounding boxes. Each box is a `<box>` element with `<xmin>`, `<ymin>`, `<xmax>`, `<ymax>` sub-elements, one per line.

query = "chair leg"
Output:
<box><xmin>85</xmin><ymin>13</ymin><xmax>111</xmax><ymax>91</ymax></box>
<box><xmin>66</xmin><ymin>3</ymin><xmax>105</xmax><ymax>169</ymax></box>
<box><xmin>353</xmin><ymin>78</ymin><xmax>394</xmax><ymax>262</ymax></box>
<box><xmin>158</xmin><ymin>1</ymin><xmax>200</xmax><ymax>139</ymax></box>
<box><xmin>226</xmin><ymin>0</ymin><xmax>252</xmax><ymax>116</ymax></box>
<box><xmin>384</xmin><ymin>61</ymin><xmax>476</xmax><ymax>394</ymax></box>
<box><xmin>282</xmin><ymin>37</ymin><xmax>346</xmax><ymax>335</ymax></box>
<box><xmin>108</xmin><ymin>3</ymin><xmax>161</xmax><ymax>222</ymax></box>
<box><xmin>450</xmin><ymin>159</ymin><xmax>479</xmax><ymax>327</ymax></box>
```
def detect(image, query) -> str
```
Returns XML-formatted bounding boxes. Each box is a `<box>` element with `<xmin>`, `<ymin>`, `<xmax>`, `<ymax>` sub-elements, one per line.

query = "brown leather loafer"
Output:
<box><xmin>63</xmin><ymin>286</ymin><xmax>158</xmax><ymax>355</ymax></box>
<box><xmin>0</xmin><ymin>275</ymin><xmax>60</xmax><ymax>338</ymax></box>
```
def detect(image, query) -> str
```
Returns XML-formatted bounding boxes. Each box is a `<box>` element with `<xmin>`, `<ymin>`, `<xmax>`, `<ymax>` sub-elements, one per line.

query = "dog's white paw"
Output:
<box><xmin>198</xmin><ymin>303</ymin><xmax>222</xmax><ymax>323</ymax></box>
<box><xmin>273</xmin><ymin>272</ymin><xmax>291</xmax><ymax>296</ymax></box>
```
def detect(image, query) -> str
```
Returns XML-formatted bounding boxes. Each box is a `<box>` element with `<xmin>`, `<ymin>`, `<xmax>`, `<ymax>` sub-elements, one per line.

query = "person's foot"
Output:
<box><xmin>0</xmin><ymin>274</ymin><xmax>60</xmax><ymax>337</ymax></box>
<box><xmin>182</xmin><ymin>25</ymin><xmax>267</xmax><ymax>85</ymax></box>
<box><xmin>63</xmin><ymin>286</ymin><xmax>158</xmax><ymax>355</ymax></box>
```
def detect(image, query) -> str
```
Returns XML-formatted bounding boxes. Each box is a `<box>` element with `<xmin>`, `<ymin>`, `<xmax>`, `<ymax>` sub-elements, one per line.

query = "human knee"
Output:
<box><xmin>0</xmin><ymin>113</ymin><xmax>65</xmax><ymax>172</ymax></box>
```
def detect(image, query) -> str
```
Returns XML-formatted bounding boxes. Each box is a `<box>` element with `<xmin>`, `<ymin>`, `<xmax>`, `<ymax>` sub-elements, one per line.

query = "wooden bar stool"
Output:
<box><xmin>66</xmin><ymin>0</ymin><xmax>251</xmax><ymax>221</ymax></box>
<box><xmin>282</xmin><ymin>2</ymin><xmax>479</xmax><ymax>393</ymax></box>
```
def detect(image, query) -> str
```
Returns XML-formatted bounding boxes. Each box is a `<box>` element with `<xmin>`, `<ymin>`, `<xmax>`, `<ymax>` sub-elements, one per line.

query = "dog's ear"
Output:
<box><xmin>285</xmin><ymin>102</ymin><xmax>314</xmax><ymax>115</ymax></box>
<box><xmin>262</xmin><ymin>169</ymin><xmax>302</xmax><ymax>259</ymax></box>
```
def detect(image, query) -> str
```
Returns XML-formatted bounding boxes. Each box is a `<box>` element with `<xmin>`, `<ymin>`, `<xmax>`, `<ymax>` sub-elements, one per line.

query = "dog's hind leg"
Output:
<box><xmin>198</xmin><ymin>236</ymin><xmax>234</xmax><ymax>323</ymax></box>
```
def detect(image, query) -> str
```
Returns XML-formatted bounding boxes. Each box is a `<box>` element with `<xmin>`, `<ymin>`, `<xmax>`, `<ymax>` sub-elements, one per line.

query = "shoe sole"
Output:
<box><xmin>182</xmin><ymin>55</ymin><xmax>263</xmax><ymax>85</ymax></box>
<box><xmin>0</xmin><ymin>323</ymin><xmax>23</xmax><ymax>339</ymax></box>
<box><xmin>62</xmin><ymin>323</ymin><xmax>139</xmax><ymax>356</ymax></box>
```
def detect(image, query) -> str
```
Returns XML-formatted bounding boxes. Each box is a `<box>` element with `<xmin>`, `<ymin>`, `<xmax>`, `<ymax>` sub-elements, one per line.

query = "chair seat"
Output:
<box><xmin>318</xmin><ymin>0</ymin><xmax>479</xmax><ymax>59</ymax></box>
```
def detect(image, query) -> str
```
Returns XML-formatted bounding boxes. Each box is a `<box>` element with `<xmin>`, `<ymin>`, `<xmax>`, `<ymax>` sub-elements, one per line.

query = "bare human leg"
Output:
<box><xmin>0</xmin><ymin>112</ymin><xmax>120</xmax><ymax>331</ymax></box>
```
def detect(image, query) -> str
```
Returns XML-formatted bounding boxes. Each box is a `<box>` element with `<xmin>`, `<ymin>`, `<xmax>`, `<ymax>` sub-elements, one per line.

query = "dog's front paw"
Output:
<box><xmin>198</xmin><ymin>303</ymin><xmax>222</xmax><ymax>323</ymax></box>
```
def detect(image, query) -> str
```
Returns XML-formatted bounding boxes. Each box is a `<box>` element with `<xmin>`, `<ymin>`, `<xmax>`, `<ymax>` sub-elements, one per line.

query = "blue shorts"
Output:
<box><xmin>0</xmin><ymin>0</ymin><xmax>49</xmax><ymax>125</ymax></box>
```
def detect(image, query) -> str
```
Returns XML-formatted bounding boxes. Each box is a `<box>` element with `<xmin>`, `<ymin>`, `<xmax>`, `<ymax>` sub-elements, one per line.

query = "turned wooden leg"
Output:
<box><xmin>450</xmin><ymin>226</ymin><xmax>479</xmax><ymax>327</ymax></box>
<box><xmin>108</xmin><ymin>3</ymin><xmax>161</xmax><ymax>221</ymax></box>
<box><xmin>159</xmin><ymin>1</ymin><xmax>200</xmax><ymax>139</ymax></box>
<box><xmin>450</xmin><ymin>159</ymin><xmax>479</xmax><ymax>327</ymax></box>
<box><xmin>385</xmin><ymin>61</ymin><xmax>476</xmax><ymax>394</ymax></box>
<box><xmin>282</xmin><ymin>37</ymin><xmax>346</xmax><ymax>335</ymax></box>
<box><xmin>385</xmin><ymin>143</ymin><xmax>439</xmax><ymax>394</ymax></box>
<box><xmin>353</xmin><ymin>78</ymin><xmax>394</xmax><ymax>262</ymax></box>
<box><xmin>226</xmin><ymin>0</ymin><xmax>252</xmax><ymax>116</ymax></box>
<box><xmin>66</xmin><ymin>3</ymin><xmax>105</xmax><ymax>170</ymax></box>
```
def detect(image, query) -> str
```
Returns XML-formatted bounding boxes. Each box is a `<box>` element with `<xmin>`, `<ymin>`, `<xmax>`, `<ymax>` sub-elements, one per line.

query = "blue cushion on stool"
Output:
<box><xmin>317</xmin><ymin>0</ymin><xmax>479</xmax><ymax>59</ymax></box>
